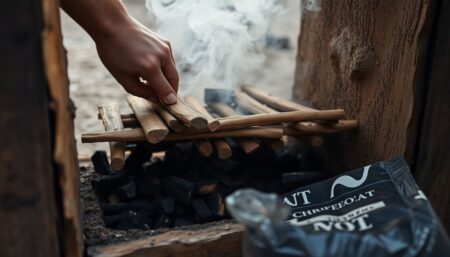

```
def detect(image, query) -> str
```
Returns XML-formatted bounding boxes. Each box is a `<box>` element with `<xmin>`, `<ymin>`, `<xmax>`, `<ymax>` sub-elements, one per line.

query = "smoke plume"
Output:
<box><xmin>146</xmin><ymin>0</ymin><xmax>282</xmax><ymax>99</ymax></box>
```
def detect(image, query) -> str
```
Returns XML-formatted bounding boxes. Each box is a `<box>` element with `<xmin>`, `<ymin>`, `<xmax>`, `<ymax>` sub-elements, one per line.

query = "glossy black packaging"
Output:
<box><xmin>228</xmin><ymin>157</ymin><xmax>450</xmax><ymax>257</ymax></box>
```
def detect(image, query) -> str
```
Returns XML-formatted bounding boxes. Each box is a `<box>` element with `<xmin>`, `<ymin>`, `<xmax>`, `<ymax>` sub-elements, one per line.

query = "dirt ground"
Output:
<box><xmin>61</xmin><ymin>0</ymin><xmax>300</xmax><ymax>157</ymax></box>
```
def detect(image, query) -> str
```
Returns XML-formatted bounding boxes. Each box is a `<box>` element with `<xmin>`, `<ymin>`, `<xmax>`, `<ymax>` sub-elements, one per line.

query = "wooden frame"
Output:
<box><xmin>89</xmin><ymin>224</ymin><xmax>243</xmax><ymax>257</ymax></box>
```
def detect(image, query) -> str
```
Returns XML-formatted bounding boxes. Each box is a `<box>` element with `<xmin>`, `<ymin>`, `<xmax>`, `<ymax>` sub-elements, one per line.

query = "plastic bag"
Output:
<box><xmin>226</xmin><ymin>157</ymin><xmax>450</xmax><ymax>257</ymax></box>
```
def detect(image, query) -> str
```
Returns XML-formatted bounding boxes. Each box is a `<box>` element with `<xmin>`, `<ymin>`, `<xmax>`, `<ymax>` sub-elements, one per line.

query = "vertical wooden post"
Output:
<box><xmin>294</xmin><ymin>0</ymin><xmax>437</xmax><ymax>173</ymax></box>
<box><xmin>41</xmin><ymin>0</ymin><xmax>83</xmax><ymax>255</ymax></box>
<box><xmin>0</xmin><ymin>1</ymin><xmax>61</xmax><ymax>257</ymax></box>
<box><xmin>415</xmin><ymin>0</ymin><xmax>450</xmax><ymax>231</ymax></box>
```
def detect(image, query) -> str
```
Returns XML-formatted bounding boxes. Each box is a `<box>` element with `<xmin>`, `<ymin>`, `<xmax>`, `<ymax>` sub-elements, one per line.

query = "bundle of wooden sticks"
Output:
<box><xmin>82</xmin><ymin>86</ymin><xmax>358</xmax><ymax>171</ymax></box>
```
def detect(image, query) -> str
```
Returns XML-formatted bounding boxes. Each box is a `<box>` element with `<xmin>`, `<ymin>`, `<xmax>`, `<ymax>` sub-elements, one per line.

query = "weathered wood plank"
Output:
<box><xmin>41</xmin><ymin>0</ymin><xmax>83</xmax><ymax>255</ymax></box>
<box><xmin>294</xmin><ymin>0</ymin><xmax>437</xmax><ymax>172</ymax></box>
<box><xmin>89</xmin><ymin>223</ymin><xmax>244</xmax><ymax>257</ymax></box>
<box><xmin>415</xmin><ymin>0</ymin><xmax>450</xmax><ymax>231</ymax></box>
<box><xmin>0</xmin><ymin>1</ymin><xmax>61</xmax><ymax>256</ymax></box>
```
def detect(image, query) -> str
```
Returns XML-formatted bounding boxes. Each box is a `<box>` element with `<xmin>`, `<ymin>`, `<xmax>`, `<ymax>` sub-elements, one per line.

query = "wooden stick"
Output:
<box><xmin>262</xmin><ymin>137</ymin><xmax>286</xmax><ymax>151</ymax></box>
<box><xmin>212</xmin><ymin>140</ymin><xmax>232</xmax><ymax>159</ymax></box>
<box><xmin>209</xmin><ymin>103</ymin><xmax>261</xmax><ymax>154</ymax></box>
<box><xmin>282</xmin><ymin>127</ymin><xmax>324</xmax><ymax>147</ymax></box>
<box><xmin>241</xmin><ymin>85</ymin><xmax>315</xmax><ymax>112</ymax></box>
<box><xmin>122</xmin><ymin>117</ymin><xmax>140</xmax><ymax>128</ymax></box>
<box><xmin>127</xmin><ymin>95</ymin><xmax>169</xmax><ymax>143</ymax></box>
<box><xmin>81</xmin><ymin>127</ymin><xmax>283</xmax><ymax>143</ymax></box>
<box><xmin>154</xmin><ymin>105</ymin><xmax>185</xmax><ymax>132</ymax></box>
<box><xmin>193</xmin><ymin>140</ymin><xmax>214</xmax><ymax>157</ymax></box>
<box><xmin>215</xmin><ymin>110</ymin><xmax>345</xmax><ymax>130</ymax></box>
<box><xmin>185</xmin><ymin>96</ymin><xmax>232</xmax><ymax>158</ymax></box>
<box><xmin>235</xmin><ymin>91</ymin><xmax>357</xmax><ymax>133</ymax></box>
<box><xmin>98</xmin><ymin>103</ymin><xmax>126</xmax><ymax>171</ymax></box>
<box><xmin>234</xmin><ymin>90</ymin><xmax>277</xmax><ymax>114</ymax></box>
<box><xmin>184</xmin><ymin>96</ymin><xmax>220</xmax><ymax>130</ymax></box>
<box><xmin>292</xmin><ymin>120</ymin><xmax>359</xmax><ymax>133</ymax></box>
<box><xmin>163</xmin><ymin>95</ymin><xmax>210</xmax><ymax>130</ymax></box>
<box><xmin>241</xmin><ymin>86</ymin><xmax>341</xmax><ymax>126</ymax></box>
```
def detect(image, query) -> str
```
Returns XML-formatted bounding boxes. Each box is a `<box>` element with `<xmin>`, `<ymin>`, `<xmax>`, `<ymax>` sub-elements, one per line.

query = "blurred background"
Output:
<box><xmin>61</xmin><ymin>0</ymin><xmax>300</xmax><ymax>157</ymax></box>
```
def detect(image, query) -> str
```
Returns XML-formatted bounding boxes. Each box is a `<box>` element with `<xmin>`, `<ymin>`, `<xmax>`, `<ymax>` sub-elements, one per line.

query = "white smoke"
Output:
<box><xmin>146</xmin><ymin>0</ymin><xmax>282</xmax><ymax>99</ymax></box>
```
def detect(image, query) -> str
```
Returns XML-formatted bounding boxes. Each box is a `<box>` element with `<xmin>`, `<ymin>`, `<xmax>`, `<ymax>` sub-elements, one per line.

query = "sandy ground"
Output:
<box><xmin>61</xmin><ymin>0</ymin><xmax>300</xmax><ymax>157</ymax></box>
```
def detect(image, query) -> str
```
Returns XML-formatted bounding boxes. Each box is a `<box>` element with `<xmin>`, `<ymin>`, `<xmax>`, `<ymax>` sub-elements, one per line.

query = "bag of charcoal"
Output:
<box><xmin>226</xmin><ymin>157</ymin><xmax>450</xmax><ymax>257</ymax></box>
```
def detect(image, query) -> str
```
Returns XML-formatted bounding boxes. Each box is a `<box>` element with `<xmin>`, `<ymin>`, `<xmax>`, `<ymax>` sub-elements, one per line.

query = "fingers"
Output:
<box><xmin>162</xmin><ymin>58</ymin><xmax>179</xmax><ymax>93</ymax></box>
<box><xmin>141</xmin><ymin>67</ymin><xmax>177</xmax><ymax>105</ymax></box>
<box><xmin>115</xmin><ymin>75</ymin><xmax>158</xmax><ymax>103</ymax></box>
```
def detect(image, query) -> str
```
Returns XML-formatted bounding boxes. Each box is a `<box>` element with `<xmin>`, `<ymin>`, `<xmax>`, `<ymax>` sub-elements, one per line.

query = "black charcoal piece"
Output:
<box><xmin>206</xmin><ymin>192</ymin><xmax>225</xmax><ymax>218</ymax></box>
<box><xmin>91</xmin><ymin>171</ymin><xmax>129</xmax><ymax>195</ymax></box>
<box><xmin>164</xmin><ymin>143</ymin><xmax>198</xmax><ymax>174</ymax></box>
<box><xmin>266</xmin><ymin>179</ymin><xmax>284</xmax><ymax>194</ymax></box>
<box><xmin>136</xmin><ymin>161</ymin><xmax>162</xmax><ymax>199</ymax></box>
<box><xmin>174</xmin><ymin>218</ymin><xmax>193</xmax><ymax>227</ymax></box>
<box><xmin>245</xmin><ymin>145</ymin><xmax>277</xmax><ymax>179</ymax></box>
<box><xmin>163</xmin><ymin>177</ymin><xmax>195</xmax><ymax>205</ymax></box>
<box><xmin>156</xmin><ymin>214</ymin><xmax>173</xmax><ymax>228</ymax></box>
<box><xmin>100</xmin><ymin>200</ymin><xmax>156</xmax><ymax>216</ymax></box>
<box><xmin>275</xmin><ymin>144</ymin><xmax>304</xmax><ymax>173</ymax></box>
<box><xmin>250</xmin><ymin>180</ymin><xmax>268</xmax><ymax>192</ymax></box>
<box><xmin>203</xmin><ymin>158</ymin><xmax>238</xmax><ymax>174</ymax></box>
<box><xmin>174</xmin><ymin>205</ymin><xmax>187</xmax><ymax>217</ymax></box>
<box><xmin>117</xmin><ymin>211</ymin><xmax>153</xmax><ymax>230</ymax></box>
<box><xmin>91</xmin><ymin>151</ymin><xmax>112</xmax><ymax>174</ymax></box>
<box><xmin>195</xmin><ymin>180</ymin><xmax>218</xmax><ymax>195</ymax></box>
<box><xmin>104</xmin><ymin>210</ymin><xmax>153</xmax><ymax>230</ymax></box>
<box><xmin>205</xmin><ymin>168</ymin><xmax>234</xmax><ymax>187</ymax></box>
<box><xmin>124</xmin><ymin>143</ymin><xmax>153</xmax><ymax>172</ymax></box>
<box><xmin>116</xmin><ymin>179</ymin><xmax>137</xmax><ymax>200</ymax></box>
<box><xmin>159</xmin><ymin>197</ymin><xmax>175</xmax><ymax>214</ymax></box>
<box><xmin>282</xmin><ymin>171</ymin><xmax>324</xmax><ymax>190</ymax></box>
<box><xmin>142</xmin><ymin>159</ymin><xmax>167</xmax><ymax>178</ymax></box>
<box><xmin>191</xmin><ymin>198</ymin><xmax>213</xmax><ymax>221</ymax></box>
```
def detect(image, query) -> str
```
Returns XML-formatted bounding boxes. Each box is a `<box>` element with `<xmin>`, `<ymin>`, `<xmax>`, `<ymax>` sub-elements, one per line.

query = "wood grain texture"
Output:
<box><xmin>127</xmin><ymin>95</ymin><xmax>169</xmax><ymax>143</ymax></box>
<box><xmin>185</xmin><ymin>96</ymin><xmax>232</xmax><ymax>158</ymax></box>
<box><xmin>216</xmin><ymin>110</ymin><xmax>345</xmax><ymax>130</ymax></box>
<box><xmin>0</xmin><ymin>1</ymin><xmax>61</xmax><ymax>256</ymax></box>
<box><xmin>193</xmin><ymin>140</ymin><xmax>214</xmax><ymax>157</ymax></box>
<box><xmin>154</xmin><ymin>105</ymin><xmax>185</xmax><ymax>132</ymax></box>
<box><xmin>209</xmin><ymin>103</ymin><xmax>261</xmax><ymax>154</ymax></box>
<box><xmin>415</xmin><ymin>0</ymin><xmax>450</xmax><ymax>231</ymax></box>
<box><xmin>99</xmin><ymin>104</ymin><xmax>126</xmax><ymax>171</ymax></box>
<box><xmin>41</xmin><ymin>0</ymin><xmax>83</xmax><ymax>255</ymax></box>
<box><xmin>82</xmin><ymin>127</ymin><xmax>283</xmax><ymax>143</ymax></box>
<box><xmin>89</xmin><ymin>223</ymin><xmax>243</xmax><ymax>257</ymax></box>
<box><xmin>184</xmin><ymin>96</ymin><xmax>220</xmax><ymax>130</ymax></box>
<box><xmin>163</xmin><ymin>96</ymin><xmax>210</xmax><ymax>130</ymax></box>
<box><xmin>294</xmin><ymin>0</ymin><xmax>436</xmax><ymax>172</ymax></box>
<box><xmin>243</xmin><ymin>85</ymin><xmax>314</xmax><ymax>112</ymax></box>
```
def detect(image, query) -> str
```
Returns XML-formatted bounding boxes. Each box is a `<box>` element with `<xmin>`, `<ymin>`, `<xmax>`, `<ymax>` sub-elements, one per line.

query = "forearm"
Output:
<box><xmin>60</xmin><ymin>0</ymin><xmax>132</xmax><ymax>41</ymax></box>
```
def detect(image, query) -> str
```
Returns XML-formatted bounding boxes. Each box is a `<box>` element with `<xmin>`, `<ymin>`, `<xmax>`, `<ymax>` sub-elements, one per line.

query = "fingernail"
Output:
<box><xmin>164</xmin><ymin>93</ymin><xmax>177</xmax><ymax>105</ymax></box>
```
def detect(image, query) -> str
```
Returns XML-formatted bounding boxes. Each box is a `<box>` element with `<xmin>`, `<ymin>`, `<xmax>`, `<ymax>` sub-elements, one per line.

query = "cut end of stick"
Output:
<box><xmin>193</xmin><ymin>140</ymin><xmax>214</xmax><ymax>157</ymax></box>
<box><xmin>168</xmin><ymin>120</ymin><xmax>185</xmax><ymax>133</ymax></box>
<box><xmin>146</xmin><ymin>129</ymin><xmax>170</xmax><ymax>144</ymax></box>
<box><xmin>218</xmin><ymin>149</ymin><xmax>232</xmax><ymax>159</ymax></box>
<box><xmin>110</xmin><ymin>158</ymin><xmax>125</xmax><ymax>171</ymax></box>
<box><xmin>235</xmin><ymin>139</ymin><xmax>260</xmax><ymax>154</ymax></box>
<box><xmin>208</xmin><ymin>120</ymin><xmax>221</xmax><ymax>132</ymax></box>
<box><xmin>190</xmin><ymin>117</ymin><xmax>209</xmax><ymax>130</ymax></box>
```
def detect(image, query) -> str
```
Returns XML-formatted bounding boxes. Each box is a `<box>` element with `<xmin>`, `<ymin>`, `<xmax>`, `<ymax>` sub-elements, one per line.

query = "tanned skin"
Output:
<box><xmin>60</xmin><ymin>0</ymin><xmax>179</xmax><ymax>104</ymax></box>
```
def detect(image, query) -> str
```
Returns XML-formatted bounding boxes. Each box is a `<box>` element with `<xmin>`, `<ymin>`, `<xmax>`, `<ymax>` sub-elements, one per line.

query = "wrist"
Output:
<box><xmin>87</xmin><ymin>4</ymin><xmax>135</xmax><ymax>43</ymax></box>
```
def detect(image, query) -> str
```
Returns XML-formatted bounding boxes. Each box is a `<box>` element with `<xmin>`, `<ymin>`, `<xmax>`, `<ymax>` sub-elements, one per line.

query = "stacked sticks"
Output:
<box><xmin>85</xmin><ymin>86</ymin><xmax>358</xmax><ymax>167</ymax></box>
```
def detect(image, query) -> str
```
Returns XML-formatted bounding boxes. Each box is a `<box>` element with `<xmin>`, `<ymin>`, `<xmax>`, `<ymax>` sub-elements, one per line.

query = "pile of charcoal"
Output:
<box><xmin>90</xmin><ymin>142</ymin><xmax>325</xmax><ymax>230</ymax></box>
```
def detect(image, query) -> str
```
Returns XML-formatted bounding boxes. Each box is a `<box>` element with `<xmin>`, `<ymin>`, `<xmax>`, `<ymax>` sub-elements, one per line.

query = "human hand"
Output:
<box><xmin>94</xmin><ymin>19</ymin><xmax>179</xmax><ymax>104</ymax></box>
